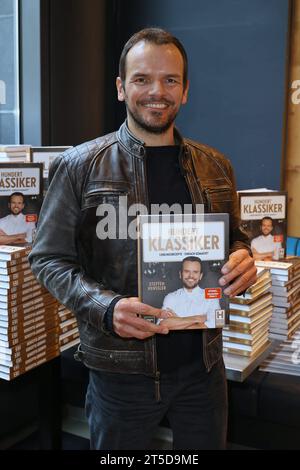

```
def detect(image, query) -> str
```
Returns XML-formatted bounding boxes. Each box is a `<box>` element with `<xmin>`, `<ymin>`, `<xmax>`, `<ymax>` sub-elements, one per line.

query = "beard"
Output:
<box><xmin>125</xmin><ymin>100</ymin><xmax>179</xmax><ymax>135</ymax></box>
<box><xmin>182</xmin><ymin>279</ymin><xmax>199</xmax><ymax>290</ymax></box>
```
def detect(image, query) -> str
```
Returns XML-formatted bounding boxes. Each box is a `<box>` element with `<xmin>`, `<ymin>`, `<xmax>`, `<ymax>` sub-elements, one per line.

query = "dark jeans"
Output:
<box><xmin>85</xmin><ymin>359</ymin><xmax>228</xmax><ymax>450</ymax></box>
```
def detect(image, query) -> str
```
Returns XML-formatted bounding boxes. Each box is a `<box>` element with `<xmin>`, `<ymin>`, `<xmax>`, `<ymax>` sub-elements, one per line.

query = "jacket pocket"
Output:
<box><xmin>203</xmin><ymin>185</ymin><xmax>233</xmax><ymax>213</ymax></box>
<box><xmin>82</xmin><ymin>181</ymin><xmax>131</xmax><ymax>210</ymax></box>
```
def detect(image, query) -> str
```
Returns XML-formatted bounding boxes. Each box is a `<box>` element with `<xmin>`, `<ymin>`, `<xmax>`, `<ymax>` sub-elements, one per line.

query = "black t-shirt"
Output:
<box><xmin>146</xmin><ymin>146</ymin><xmax>205</xmax><ymax>374</ymax></box>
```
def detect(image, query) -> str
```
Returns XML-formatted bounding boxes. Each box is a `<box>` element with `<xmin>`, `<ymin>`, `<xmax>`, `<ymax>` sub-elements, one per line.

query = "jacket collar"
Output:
<box><xmin>117</xmin><ymin>120</ymin><xmax>185</xmax><ymax>159</ymax></box>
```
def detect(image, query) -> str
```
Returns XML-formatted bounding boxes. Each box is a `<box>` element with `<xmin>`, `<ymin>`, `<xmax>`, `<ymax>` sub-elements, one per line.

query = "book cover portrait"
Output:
<box><xmin>138</xmin><ymin>214</ymin><xmax>229</xmax><ymax>330</ymax></box>
<box><xmin>0</xmin><ymin>163</ymin><xmax>43</xmax><ymax>246</ymax></box>
<box><xmin>239</xmin><ymin>191</ymin><xmax>287</xmax><ymax>261</ymax></box>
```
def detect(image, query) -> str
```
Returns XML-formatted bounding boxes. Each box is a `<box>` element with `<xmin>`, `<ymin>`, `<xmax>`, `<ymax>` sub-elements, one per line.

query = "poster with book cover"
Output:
<box><xmin>0</xmin><ymin>163</ymin><xmax>43</xmax><ymax>246</ymax></box>
<box><xmin>138</xmin><ymin>213</ymin><xmax>229</xmax><ymax>330</ymax></box>
<box><xmin>238</xmin><ymin>190</ymin><xmax>287</xmax><ymax>261</ymax></box>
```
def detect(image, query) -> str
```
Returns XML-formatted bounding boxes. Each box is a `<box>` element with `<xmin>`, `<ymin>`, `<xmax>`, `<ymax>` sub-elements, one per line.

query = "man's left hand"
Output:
<box><xmin>218</xmin><ymin>249</ymin><xmax>257</xmax><ymax>297</ymax></box>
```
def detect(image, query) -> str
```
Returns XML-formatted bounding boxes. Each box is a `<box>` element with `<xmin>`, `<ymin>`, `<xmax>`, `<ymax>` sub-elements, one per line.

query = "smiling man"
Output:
<box><xmin>116</xmin><ymin>39</ymin><xmax>188</xmax><ymax>144</ymax></box>
<box><xmin>251</xmin><ymin>216</ymin><xmax>281</xmax><ymax>260</ymax></box>
<box><xmin>161</xmin><ymin>257</ymin><xmax>219</xmax><ymax>329</ymax></box>
<box><xmin>0</xmin><ymin>192</ymin><xmax>36</xmax><ymax>244</ymax></box>
<box><xmin>29</xmin><ymin>28</ymin><xmax>256</xmax><ymax>450</ymax></box>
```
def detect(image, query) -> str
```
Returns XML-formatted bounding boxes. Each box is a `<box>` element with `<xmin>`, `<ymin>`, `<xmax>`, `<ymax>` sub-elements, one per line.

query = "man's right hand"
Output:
<box><xmin>113</xmin><ymin>297</ymin><xmax>170</xmax><ymax>339</ymax></box>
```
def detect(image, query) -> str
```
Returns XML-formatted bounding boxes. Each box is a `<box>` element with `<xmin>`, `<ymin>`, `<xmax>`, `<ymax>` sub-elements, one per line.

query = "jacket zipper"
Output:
<box><xmin>85</xmin><ymin>188</ymin><xmax>129</xmax><ymax>197</ymax></box>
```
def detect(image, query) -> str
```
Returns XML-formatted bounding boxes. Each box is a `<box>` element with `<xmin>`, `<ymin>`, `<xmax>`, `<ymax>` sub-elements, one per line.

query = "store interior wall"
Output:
<box><xmin>113</xmin><ymin>0</ymin><xmax>290</xmax><ymax>191</ymax></box>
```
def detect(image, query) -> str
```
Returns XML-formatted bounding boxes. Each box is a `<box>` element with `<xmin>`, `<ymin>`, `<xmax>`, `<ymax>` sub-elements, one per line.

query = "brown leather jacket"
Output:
<box><xmin>29</xmin><ymin>121</ymin><xmax>250</xmax><ymax>377</ymax></box>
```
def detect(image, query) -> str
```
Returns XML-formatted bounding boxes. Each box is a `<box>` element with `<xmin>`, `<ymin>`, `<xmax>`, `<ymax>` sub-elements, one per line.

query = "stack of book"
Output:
<box><xmin>256</xmin><ymin>257</ymin><xmax>300</xmax><ymax>341</ymax></box>
<box><xmin>0</xmin><ymin>246</ymin><xmax>60</xmax><ymax>380</ymax></box>
<box><xmin>58</xmin><ymin>304</ymin><xmax>79</xmax><ymax>352</ymax></box>
<box><xmin>222</xmin><ymin>267</ymin><xmax>273</xmax><ymax>356</ymax></box>
<box><xmin>259</xmin><ymin>328</ymin><xmax>300</xmax><ymax>376</ymax></box>
<box><xmin>0</xmin><ymin>145</ymin><xmax>31</xmax><ymax>163</ymax></box>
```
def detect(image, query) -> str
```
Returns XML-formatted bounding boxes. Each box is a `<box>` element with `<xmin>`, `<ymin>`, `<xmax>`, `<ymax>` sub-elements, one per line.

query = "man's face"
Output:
<box><xmin>9</xmin><ymin>195</ymin><xmax>24</xmax><ymax>215</ymax></box>
<box><xmin>261</xmin><ymin>219</ymin><xmax>273</xmax><ymax>236</ymax></box>
<box><xmin>180</xmin><ymin>261</ymin><xmax>203</xmax><ymax>291</ymax></box>
<box><xmin>116</xmin><ymin>41</ymin><xmax>189</xmax><ymax>135</ymax></box>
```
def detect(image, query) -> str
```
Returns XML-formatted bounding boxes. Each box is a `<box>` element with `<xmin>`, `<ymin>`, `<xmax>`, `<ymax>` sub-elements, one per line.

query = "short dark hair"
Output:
<box><xmin>181</xmin><ymin>256</ymin><xmax>202</xmax><ymax>270</ymax></box>
<box><xmin>261</xmin><ymin>216</ymin><xmax>273</xmax><ymax>224</ymax></box>
<box><xmin>9</xmin><ymin>192</ymin><xmax>25</xmax><ymax>203</ymax></box>
<box><xmin>119</xmin><ymin>27</ymin><xmax>188</xmax><ymax>90</ymax></box>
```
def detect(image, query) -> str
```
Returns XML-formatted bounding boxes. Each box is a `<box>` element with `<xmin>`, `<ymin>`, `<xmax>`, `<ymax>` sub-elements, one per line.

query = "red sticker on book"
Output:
<box><xmin>26</xmin><ymin>214</ymin><xmax>37</xmax><ymax>223</ymax></box>
<box><xmin>274</xmin><ymin>234</ymin><xmax>283</xmax><ymax>242</ymax></box>
<box><xmin>205</xmin><ymin>288</ymin><xmax>222</xmax><ymax>299</ymax></box>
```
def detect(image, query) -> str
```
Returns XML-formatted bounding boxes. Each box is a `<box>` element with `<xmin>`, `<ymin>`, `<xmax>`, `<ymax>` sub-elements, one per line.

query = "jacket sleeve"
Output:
<box><xmin>28</xmin><ymin>154</ymin><xmax>120</xmax><ymax>331</ymax></box>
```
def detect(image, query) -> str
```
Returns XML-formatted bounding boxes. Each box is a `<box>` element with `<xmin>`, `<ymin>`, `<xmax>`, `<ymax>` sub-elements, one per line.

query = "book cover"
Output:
<box><xmin>238</xmin><ymin>190</ymin><xmax>287</xmax><ymax>261</ymax></box>
<box><xmin>0</xmin><ymin>163</ymin><xmax>43</xmax><ymax>246</ymax></box>
<box><xmin>138</xmin><ymin>213</ymin><xmax>229</xmax><ymax>330</ymax></box>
